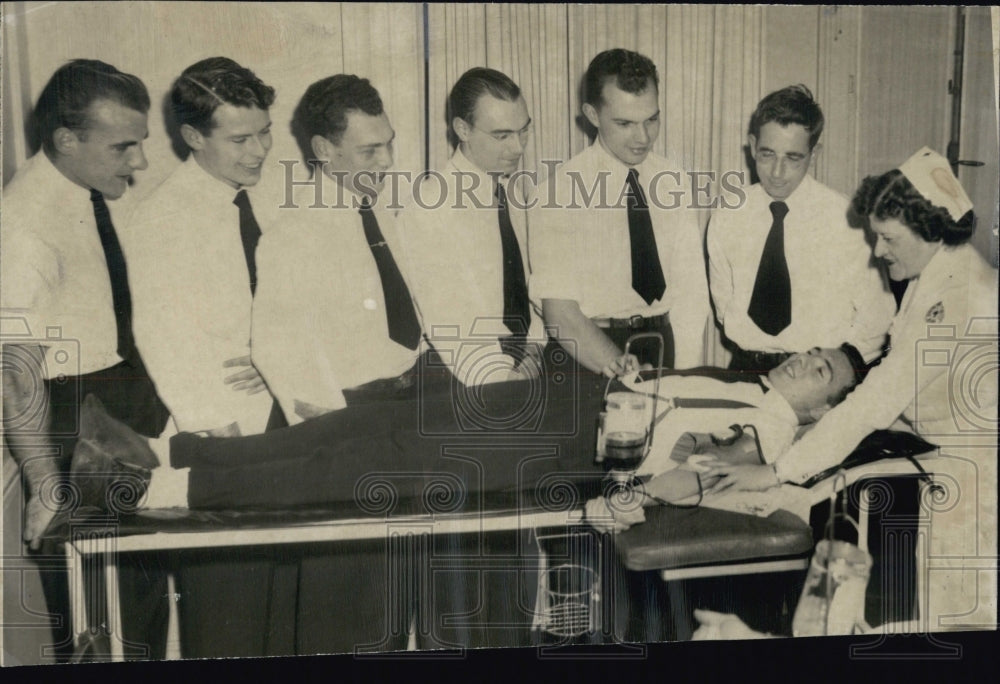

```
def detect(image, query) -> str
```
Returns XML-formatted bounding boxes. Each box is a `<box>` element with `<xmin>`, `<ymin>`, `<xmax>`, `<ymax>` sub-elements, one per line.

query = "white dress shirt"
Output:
<box><xmin>707</xmin><ymin>174</ymin><xmax>896</xmax><ymax>361</ymax></box>
<box><xmin>774</xmin><ymin>243</ymin><xmax>998</xmax><ymax>483</ymax></box>
<box><xmin>528</xmin><ymin>142</ymin><xmax>711</xmax><ymax>368</ymax></box>
<box><xmin>124</xmin><ymin>158</ymin><xmax>274</xmax><ymax>435</ymax></box>
<box><xmin>251</xmin><ymin>177</ymin><xmax>423</xmax><ymax>421</ymax></box>
<box><xmin>397</xmin><ymin>149</ymin><xmax>545</xmax><ymax>385</ymax></box>
<box><xmin>636</xmin><ymin>374</ymin><xmax>799</xmax><ymax>478</ymax></box>
<box><xmin>1</xmin><ymin>152</ymin><xmax>129</xmax><ymax>377</ymax></box>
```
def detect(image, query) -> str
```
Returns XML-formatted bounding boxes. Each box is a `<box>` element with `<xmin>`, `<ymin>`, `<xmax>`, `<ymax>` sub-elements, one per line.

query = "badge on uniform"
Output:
<box><xmin>925</xmin><ymin>301</ymin><xmax>945</xmax><ymax>323</ymax></box>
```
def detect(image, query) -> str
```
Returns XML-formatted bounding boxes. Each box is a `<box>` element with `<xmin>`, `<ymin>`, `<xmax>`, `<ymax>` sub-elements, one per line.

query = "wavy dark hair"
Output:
<box><xmin>749</xmin><ymin>84</ymin><xmax>824</xmax><ymax>150</ymax></box>
<box><xmin>291</xmin><ymin>74</ymin><xmax>384</xmax><ymax>170</ymax></box>
<box><xmin>170</xmin><ymin>57</ymin><xmax>275</xmax><ymax>136</ymax></box>
<box><xmin>583</xmin><ymin>48</ymin><xmax>658</xmax><ymax>107</ymax></box>
<box><xmin>850</xmin><ymin>169</ymin><xmax>975</xmax><ymax>245</ymax></box>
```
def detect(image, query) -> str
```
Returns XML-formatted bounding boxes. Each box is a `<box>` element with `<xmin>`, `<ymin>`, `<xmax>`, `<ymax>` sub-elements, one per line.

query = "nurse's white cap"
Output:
<box><xmin>898</xmin><ymin>147</ymin><xmax>974</xmax><ymax>221</ymax></box>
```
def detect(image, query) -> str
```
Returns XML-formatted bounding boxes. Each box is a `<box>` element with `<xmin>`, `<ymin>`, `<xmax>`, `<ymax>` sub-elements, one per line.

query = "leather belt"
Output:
<box><xmin>592</xmin><ymin>312</ymin><xmax>670</xmax><ymax>330</ymax></box>
<box><xmin>342</xmin><ymin>363</ymin><xmax>420</xmax><ymax>404</ymax></box>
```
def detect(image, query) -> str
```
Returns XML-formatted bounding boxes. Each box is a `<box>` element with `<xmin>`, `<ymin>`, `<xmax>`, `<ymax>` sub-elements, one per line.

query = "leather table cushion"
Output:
<box><xmin>613</xmin><ymin>505</ymin><xmax>813</xmax><ymax>571</ymax></box>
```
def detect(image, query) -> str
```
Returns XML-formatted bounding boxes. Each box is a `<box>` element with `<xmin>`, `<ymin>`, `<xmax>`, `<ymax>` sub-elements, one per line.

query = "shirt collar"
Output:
<box><xmin>590</xmin><ymin>139</ymin><xmax>631</xmax><ymax>182</ymax></box>
<box><xmin>909</xmin><ymin>242</ymin><xmax>955</xmax><ymax>292</ymax></box>
<box><xmin>895</xmin><ymin>242</ymin><xmax>958</xmax><ymax>318</ymax></box>
<box><xmin>769</xmin><ymin>172</ymin><xmax>815</xmax><ymax>211</ymax></box>
<box><xmin>449</xmin><ymin>147</ymin><xmax>507</xmax><ymax>206</ymax></box>
<box><xmin>182</xmin><ymin>155</ymin><xmax>247</xmax><ymax>203</ymax></box>
<box><xmin>758</xmin><ymin>375</ymin><xmax>801</xmax><ymax>427</ymax></box>
<box><xmin>588</xmin><ymin>137</ymin><xmax>660</xmax><ymax>181</ymax></box>
<box><xmin>37</xmin><ymin>150</ymin><xmax>100</xmax><ymax>206</ymax></box>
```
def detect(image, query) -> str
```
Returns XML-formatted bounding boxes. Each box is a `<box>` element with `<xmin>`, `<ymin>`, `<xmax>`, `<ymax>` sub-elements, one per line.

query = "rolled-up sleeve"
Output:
<box><xmin>527</xmin><ymin>176</ymin><xmax>582</xmax><ymax>305</ymax></box>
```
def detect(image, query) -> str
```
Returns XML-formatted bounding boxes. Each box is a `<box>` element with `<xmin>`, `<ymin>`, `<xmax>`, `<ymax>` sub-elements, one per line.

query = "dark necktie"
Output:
<box><xmin>233</xmin><ymin>189</ymin><xmax>261</xmax><ymax>295</ymax></box>
<box><xmin>496</xmin><ymin>182</ymin><xmax>530</xmax><ymax>362</ymax></box>
<box><xmin>625</xmin><ymin>168</ymin><xmax>666</xmax><ymax>305</ymax></box>
<box><xmin>747</xmin><ymin>201</ymin><xmax>792</xmax><ymax>336</ymax></box>
<box><xmin>90</xmin><ymin>189</ymin><xmax>135</xmax><ymax>362</ymax></box>
<box><xmin>359</xmin><ymin>198</ymin><xmax>422</xmax><ymax>350</ymax></box>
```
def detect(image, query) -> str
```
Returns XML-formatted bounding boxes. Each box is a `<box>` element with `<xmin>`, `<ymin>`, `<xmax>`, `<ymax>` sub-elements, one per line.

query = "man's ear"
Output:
<box><xmin>452</xmin><ymin>117</ymin><xmax>471</xmax><ymax>143</ymax></box>
<box><xmin>180</xmin><ymin>123</ymin><xmax>205</xmax><ymax>152</ymax></box>
<box><xmin>809</xmin><ymin>141</ymin><xmax>823</xmax><ymax>167</ymax></box>
<box><xmin>747</xmin><ymin>133</ymin><xmax>758</xmax><ymax>160</ymax></box>
<box><xmin>582</xmin><ymin>102</ymin><xmax>600</xmax><ymax>130</ymax></box>
<box><xmin>53</xmin><ymin>127</ymin><xmax>79</xmax><ymax>156</ymax></box>
<box><xmin>311</xmin><ymin>134</ymin><xmax>333</xmax><ymax>164</ymax></box>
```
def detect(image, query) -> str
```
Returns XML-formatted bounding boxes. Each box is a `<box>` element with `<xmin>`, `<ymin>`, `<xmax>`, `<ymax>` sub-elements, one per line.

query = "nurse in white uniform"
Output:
<box><xmin>707</xmin><ymin>147</ymin><xmax>998</xmax><ymax>631</ymax></box>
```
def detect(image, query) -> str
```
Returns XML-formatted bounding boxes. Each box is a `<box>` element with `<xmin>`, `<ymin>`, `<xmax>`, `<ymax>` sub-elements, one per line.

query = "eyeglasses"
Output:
<box><xmin>755</xmin><ymin>149</ymin><xmax>809</xmax><ymax>169</ymax></box>
<box><xmin>472</xmin><ymin>119</ymin><xmax>533</xmax><ymax>143</ymax></box>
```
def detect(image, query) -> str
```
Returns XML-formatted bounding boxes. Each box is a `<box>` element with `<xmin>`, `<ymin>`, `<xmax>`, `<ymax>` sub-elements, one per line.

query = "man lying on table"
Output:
<box><xmin>62</xmin><ymin>343</ymin><xmax>862</xmax><ymax>518</ymax></box>
<box><xmin>586</xmin><ymin>343</ymin><xmax>866</xmax><ymax>533</ymax></box>
<box><xmin>52</xmin><ymin>342</ymin><xmax>863</xmax><ymax>649</ymax></box>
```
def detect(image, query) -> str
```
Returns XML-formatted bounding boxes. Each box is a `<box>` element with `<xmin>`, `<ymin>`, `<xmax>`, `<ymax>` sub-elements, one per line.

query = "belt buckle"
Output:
<box><xmin>628</xmin><ymin>314</ymin><xmax>644</xmax><ymax>328</ymax></box>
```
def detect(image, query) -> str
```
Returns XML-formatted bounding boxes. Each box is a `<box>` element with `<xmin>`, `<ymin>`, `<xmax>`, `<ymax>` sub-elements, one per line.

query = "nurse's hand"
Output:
<box><xmin>702</xmin><ymin>463</ymin><xmax>780</xmax><ymax>493</ymax></box>
<box><xmin>223</xmin><ymin>355</ymin><xmax>268</xmax><ymax>395</ymax></box>
<box><xmin>584</xmin><ymin>492</ymin><xmax>646</xmax><ymax>533</ymax></box>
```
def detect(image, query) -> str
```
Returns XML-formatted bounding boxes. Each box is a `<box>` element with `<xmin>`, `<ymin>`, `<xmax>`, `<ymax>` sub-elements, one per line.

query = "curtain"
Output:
<box><xmin>1</xmin><ymin>2</ymin><xmax>425</xmax><ymax>197</ymax></box>
<box><xmin>2</xmin><ymin>1</ymin><xmax>765</xmax><ymax>364</ymax></box>
<box><xmin>425</xmin><ymin>4</ymin><xmax>766</xmax><ymax>364</ymax></box>
<box><xmin>425</xmin><ymin>3</ymin><xmax>571</xmax><ymax>181</ymax></box>
<box><xmin>569</xmin><ymin>4</ymin><xmax>764</xmax><ymax>364</ymax></box>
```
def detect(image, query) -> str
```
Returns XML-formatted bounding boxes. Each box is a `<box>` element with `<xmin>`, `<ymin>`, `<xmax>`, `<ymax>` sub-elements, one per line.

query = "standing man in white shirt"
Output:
<box><xmin>127</xmin><ymin>57</ymin><xmax>280</xmax><ymax>438</ymax></box>
<box><xmin>395</xmin><ymin>66</ymin><xmax>554</xmax><ymax>649</ymax></box>
<box><xmin>706</xmin><ymin>85</ymin><xmax>895</xmax><ymax>373</ymax></box>
<box><xmin>530</xmin><ymin>49</ymin><xmax>711</xmax><ymax>377</ymax></box>
<box><xmin>1</xmin><ymin>59</ymin><xmax>169</xmax><ymax>660</ymax></box>
<box><xmin>124</xmin><ymin>57</ymin><xmax>287</xmax><ymax>659</ymax></box>
<box><xmin>397</xmin><ymin>67</ymin><xmax>546</xmax><ymax>387</ymax></box>
<box><xmin>252</xmin><ymin>74</ymin><xmax>427</xmax><ymax>424</ymax></box>
<box><xmin>251</xmin><ymin>74</ymin><xmax>429</xmax><ymax>655</ymax></box>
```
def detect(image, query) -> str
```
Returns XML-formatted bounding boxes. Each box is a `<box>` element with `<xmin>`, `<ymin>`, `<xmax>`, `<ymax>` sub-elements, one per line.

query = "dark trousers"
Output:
<box><xmin>168</xmin><ymin>367</ymin><xmax>609</xmax><ymax>654</ymax></box>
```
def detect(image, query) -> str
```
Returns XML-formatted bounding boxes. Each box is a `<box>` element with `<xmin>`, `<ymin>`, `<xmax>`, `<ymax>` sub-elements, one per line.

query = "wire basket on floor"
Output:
<box><xmin>533</xmin><ymin>530</ymin><xmax>601</xmax><ymax>637</ymax></box>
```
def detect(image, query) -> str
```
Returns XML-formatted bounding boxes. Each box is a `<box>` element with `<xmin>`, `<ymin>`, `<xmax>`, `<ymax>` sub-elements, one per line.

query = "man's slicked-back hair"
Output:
<box><xmin>32</xmin><ymin>59</ymin><xmax>150</xmax><ymax>156</ymax></box>
<box><xmin>170</xmin><ymin>57</ymin><xmax>275</xmax><ymax>137</ymax></box>
<box><xmin>583</xmin><ymin>48</ymin><xmax>659</xmax><ymax>108</ymax></box>
<box><xmin>749</xmin><ymin>84</ymin><xmax>825</xmax><ymax>150</ymax></box>
<box><xmin>828</xmin><ymin>342</ymin><xmax>868</xmax><ymax>407</ymax></box>
<box><xmin>448</xmin><ymin>67</ymin><xmax>521</xmax><ymax>126</ymax></box>
<box><xmin>291</xmin><ymin>74</ymin><xmax>384</xmax><ymax>168</ymax></box>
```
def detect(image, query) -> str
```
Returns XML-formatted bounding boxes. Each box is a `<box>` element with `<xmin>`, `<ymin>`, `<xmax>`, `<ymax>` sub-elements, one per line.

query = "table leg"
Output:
<box><xmin>104</xmin><ymin>546</ymin><xmax>124</xmax><ymax>662</ymax></box>
<box><xmin>166</xmin><ymin>572</ymin><xmax>181</xmax><ymax>659</ymax></box>
<box><xmin>65</xmin><ymin>542</ymin><xmax>85</xmax><ymax>651</ymax></box>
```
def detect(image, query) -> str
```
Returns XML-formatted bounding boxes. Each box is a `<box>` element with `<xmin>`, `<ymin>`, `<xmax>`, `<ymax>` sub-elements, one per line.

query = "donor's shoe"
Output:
<box><xmin>69</xmin><ymin>394</ymin><xmax>159</xmax><ymax>515</ymax></box>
